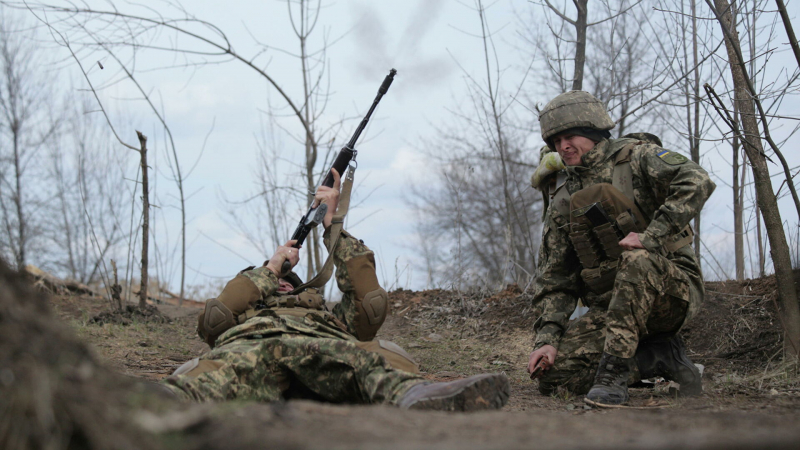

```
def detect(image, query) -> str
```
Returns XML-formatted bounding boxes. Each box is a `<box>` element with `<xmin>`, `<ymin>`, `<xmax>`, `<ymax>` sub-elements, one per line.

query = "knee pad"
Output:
<box><xmin>345</xmin><ymin>253</ymin><xmax>388</xmax><ymax>340</ymax></box>
<box><xmin>355</xmin><ymin>288</ymin><xmax>388</xmax><ymax>340</ymax></box>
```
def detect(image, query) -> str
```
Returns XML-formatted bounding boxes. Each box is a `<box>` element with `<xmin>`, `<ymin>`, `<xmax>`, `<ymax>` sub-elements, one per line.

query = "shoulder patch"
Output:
<box><xmin>656</xmin><ymin>150</ymin><xmax>688</xmax><ymax>165</ymax></box>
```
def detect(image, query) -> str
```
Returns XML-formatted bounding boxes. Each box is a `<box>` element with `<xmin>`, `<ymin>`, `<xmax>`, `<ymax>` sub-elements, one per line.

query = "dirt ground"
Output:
<box><xmin>33</xmin><ymin>271</ymin><xmax>800</xmax><ymax>449</ymax></box>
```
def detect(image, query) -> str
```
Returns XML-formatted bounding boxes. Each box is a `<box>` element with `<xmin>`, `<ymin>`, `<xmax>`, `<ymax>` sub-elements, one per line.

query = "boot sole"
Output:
<box><xmin>584</xmin><ymin>398</ymin><xmax>671</xmax><ymax>409</ymax></box>
<box><xmin>673</xmin><ymin>372</ymin><xmax>703</xmax><ymax>397</ymax></box>
<box><xmin>671</xmin><ymin>349</ymin><xmax>703</xmax><ymax>397</ymax></box>
<box><xmin>585</xmin><ymin>389</ymin><xmax>629</xmax><ymax>407</ymax></box>
<box><xmin>406</xmin><ymin>373</ymin><xmax>510</xmax><ymax>412</ymax></box>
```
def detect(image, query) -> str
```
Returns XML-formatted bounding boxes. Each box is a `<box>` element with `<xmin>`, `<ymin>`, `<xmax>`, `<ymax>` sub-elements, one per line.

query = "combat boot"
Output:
<box><xmin>397</xmin><ymin>373</ymin><xmax>510</xmax><ymax>411</ymax></box>
<box><xmin>585</xmin><ymin>353</ymin><xmax>632</xmax><ymax>406</ymax></box>
<box><xmin>636</xmin><ymin>334</ymin><xmax>702</xmax><ymax>396</ymax></box>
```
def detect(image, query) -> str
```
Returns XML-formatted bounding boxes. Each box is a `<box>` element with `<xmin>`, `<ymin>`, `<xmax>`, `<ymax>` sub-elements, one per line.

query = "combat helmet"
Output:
<box><xmin>539</xmin><ymin>91</ymin><xmax>614</xmax><ymax>146</ymax></box>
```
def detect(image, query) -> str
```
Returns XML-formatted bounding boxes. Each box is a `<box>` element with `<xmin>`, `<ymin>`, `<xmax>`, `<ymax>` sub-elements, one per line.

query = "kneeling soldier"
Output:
<box><xmin>527</xmin><ymin>91</ymin><xmax>716</xmax><ymax>406</ymax></box>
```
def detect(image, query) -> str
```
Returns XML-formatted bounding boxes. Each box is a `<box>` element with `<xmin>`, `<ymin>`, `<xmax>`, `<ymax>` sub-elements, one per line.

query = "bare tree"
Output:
<box><xmin>243</xmin><ymin>0</ymin><xmax>346</xmax><ymax>280</ymax></box>
<box><xmin>0</xmin><ymin>9</ymin><xmax>57</xmax><ymax>270</ymax></box>
<box><xmin>774</xmin><ymin>0</ymin><xmax>800</xmax><ymax>71</ymax></box>
<box><xmin>531</xmin><ymin>0</ymin><xmax>642</xmax><ymax>92</ymax></box>
<box><xmin>45</xmin><ymin>95</ymin><xmax>128</xmax><ymax>284</ymax></box>
<box><xmin>8</xmin><ymin>0</ymin><xmax>357</xmax><ymax>285</ymax></box>
<box><xmin>649</xmin><ymin>0</ymin><xmax>725</xmax><ymax>270</ymax></box>
<box><xmin>135</xmin><ymin>131</ymin><xmax>150</xmax><ymax>308</ymax></box>
<box><xmin>410</xmin><ymin>0</ymin><xmax>541</xmax><ymax>289</ymax></box>
<box><xmin>39</xmin><ymin>16</ymin><xmax>159</xmax><ymax>309</ymax></box>
<box><xmin>709</xmin><ymin>0</ymin><xmax>800</xmax><ymax>358</ymax></box>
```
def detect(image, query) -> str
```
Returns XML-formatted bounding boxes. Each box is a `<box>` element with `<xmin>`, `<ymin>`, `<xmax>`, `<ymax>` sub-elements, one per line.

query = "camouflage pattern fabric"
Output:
<box><xmin>163</xmin><ymin>333</ymin><xmax>420</xmax><ymax>403</ymax></box>
<box><xmin>538</xmin><ymin>308</ymin><xmax>608</xmax><ymax>395</ymax></box>
<box><xmin>537</xmin><ymin>249</ymin><xmax>696</xmax><ymax>395</ymax></box>
<box><xmin>162</xmin><ymin>232</ymin><xmax>422</xmax><ymax>403</ymax></box>
<box><xmin>532</xmin><ymin>137</ymin><xmax>715</xmax><ymax>393</ymax></box>
<box><xmin>538</xmin><ymin>91</ymin><xmax>615</xmax><ymax>145</ymax></box>
<box><xmin>606</xmin><ymin>249</ymin><xmax>695</xmax><ymax>358</ymax></box>
<box><xmin>325</xmin><ymin>230</ymin><xmax>380</xmax><ymax>339</ymax></box>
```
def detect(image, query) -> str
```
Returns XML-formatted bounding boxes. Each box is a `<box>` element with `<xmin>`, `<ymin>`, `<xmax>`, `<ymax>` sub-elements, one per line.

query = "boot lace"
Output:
<box><xmin>596</xmin><ymin>358</ymin><xmax>627</xmax><ymax>386</ymax></box>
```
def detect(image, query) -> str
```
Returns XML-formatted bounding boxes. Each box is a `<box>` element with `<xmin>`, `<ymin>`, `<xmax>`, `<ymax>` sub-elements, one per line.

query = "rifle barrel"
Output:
<box><xmin>282</xmin><ymin>69</ymin><xmax>396</xmax><ymax>274</ymax></box>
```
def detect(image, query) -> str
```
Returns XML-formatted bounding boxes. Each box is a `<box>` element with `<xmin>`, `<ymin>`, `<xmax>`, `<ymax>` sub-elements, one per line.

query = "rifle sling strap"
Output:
<box><xmin>290</xmin><ymin>164</ymin><xmax>356</xmax><ymax>294</ymax></box>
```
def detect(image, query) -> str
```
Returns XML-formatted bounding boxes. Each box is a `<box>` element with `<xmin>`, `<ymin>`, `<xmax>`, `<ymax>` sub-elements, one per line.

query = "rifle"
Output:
<box><xmin>281</xmin><ymin>68</ymin><xmax>397</xmax><ymax>275</ymax></box>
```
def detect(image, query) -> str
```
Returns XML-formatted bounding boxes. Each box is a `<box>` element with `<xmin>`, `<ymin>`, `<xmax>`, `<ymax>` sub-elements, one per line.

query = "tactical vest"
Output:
<box><xmin>234</xmin><ymin>288</ymin><xmax>331</xmax><ymax>322</ymax></box>
<box><xmin>548</xmin><ymin>139</ymin><xmax>693</xmax><ymax>294</ymax></box>
<box><xmin>200</xmin><ymin>273</ymin><xmax>346</xmax><ymax>348</ymax></box>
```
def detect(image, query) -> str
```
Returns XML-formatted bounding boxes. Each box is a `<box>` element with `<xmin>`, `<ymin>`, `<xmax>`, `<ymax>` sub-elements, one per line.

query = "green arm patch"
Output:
<box><xmin>657</xmin><ymin>150</ymin><xmax>688</xmax><ymax>165</ymax></box>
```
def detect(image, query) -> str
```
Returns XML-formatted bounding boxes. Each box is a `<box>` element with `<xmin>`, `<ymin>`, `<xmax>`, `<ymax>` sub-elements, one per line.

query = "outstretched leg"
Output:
<box><xmin>163</xmin><ymin>335</ymin><xmax>421</xmax><ymax>404</ymax></box>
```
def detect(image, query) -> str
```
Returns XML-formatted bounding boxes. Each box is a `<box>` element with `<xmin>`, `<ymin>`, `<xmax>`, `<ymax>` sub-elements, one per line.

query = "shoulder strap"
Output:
<box><xmin>290</xmin><ymin>164</ymin><xmax>356</xmax><ymax>294</ymax></box>
<box><xmin>612</xmin><ymin>141</ymin><xmax>638</xmax><ymax>203</ymax></box>
<box><xmin>551</xmin><ymin>171</ymin><xmax>571</xmax><ymax>219</ymax></box>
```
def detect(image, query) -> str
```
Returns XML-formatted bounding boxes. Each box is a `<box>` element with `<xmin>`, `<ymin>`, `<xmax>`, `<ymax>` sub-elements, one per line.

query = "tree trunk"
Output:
<box><xmin>12</xmin><ymin>124</ymin><xmax>25</xmax><ymax>271</ymax></box>
<box><xmin>571</xmin><ymin>0</ymin><xmax>589</xmax><ymax>91</ymax></box>
<box><xmin>732</xmin><ymin>105</ymin><xmax>745</xmax><ymax>280</ymax></box>
<box><xmin>712</xmin><ymin>0</ymin><xmax>800</xmax><ymax>358</ymax></box>
<box><xmin>137</xmin><ymin>131</ymin><xmax>149</xmax><ymax>309</ymax></box>
<box><xmin>298</xmin><ymin>0</ymin><xmax>323</xmax><ymax>281</ymax></box>
<box><xmin>775</xmin><ymin>0</ymin><xmax>800</xmax><ymax>71</ymax></box>
<box><xmin>688</xmin><ymin>0</ymin><xmax>703</xmax><ymax>265</ymax></box>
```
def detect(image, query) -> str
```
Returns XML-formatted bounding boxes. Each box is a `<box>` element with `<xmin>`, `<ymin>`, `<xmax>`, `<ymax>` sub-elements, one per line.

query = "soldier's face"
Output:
<box><xmin>277</xmin><ymin>278</ymin><xmax>294</xmax><ymax>293</ymax></box>
<box><xmin>553</xmin><ymin>133</ymin><xmax>596</xmax><ymax>166</ymax></box>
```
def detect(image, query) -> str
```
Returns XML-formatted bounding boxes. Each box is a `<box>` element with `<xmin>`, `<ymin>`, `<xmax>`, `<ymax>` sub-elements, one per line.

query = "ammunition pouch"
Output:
<box><xmin>568</xmin><ymin>183</ymin><xmax>695</xmax><ymax>295</ymax></box>
<box><xmin>594</xmin><ymin>222</ymin><xmax>624</xmax><ymax>260</ymax></box>
<box><xmin>580</xmin><ymin>260</ymin><xmax>619</xmax><ymax>295</ymax></box>
<box><xmin>569</xmin><ymin>223</ymin><xmax>603</xmax><ymax>269</ymax></box>
<box><xmin>257</xmin><ymin>289</ymin><xmax>326</xmax><ymax>311</ymax></box>
<box><xmin>569</xmin><ymin>183</ymin><xmax>648</xmax><ymax>295</ymax></box>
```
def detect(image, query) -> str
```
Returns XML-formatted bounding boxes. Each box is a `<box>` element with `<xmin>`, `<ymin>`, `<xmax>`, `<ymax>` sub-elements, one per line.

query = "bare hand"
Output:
<box><xmin>528</xmin><ymin>345</ymin><xmax>557</xmax><ymax>379</ymax></box>
<box><xmin>313</xmin><ymin>168</ymin><xmax>341</xmax><ymax>229</ymax></box>
<box><xmin>266</xmin><ymin>240</ymin><xmax>301</xmax><ymax>275</ymax></box>
<box><xmin>619</xmin><ymin>232</ymin><xmax>645</xmax><ymax>250</ymax></box>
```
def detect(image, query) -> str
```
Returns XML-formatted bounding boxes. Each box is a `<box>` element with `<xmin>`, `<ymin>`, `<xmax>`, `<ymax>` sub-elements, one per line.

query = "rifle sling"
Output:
<box><xmin>289</xmin><ymin>164</ymin><xmax>356</xmax><ymax>294</ymax></box>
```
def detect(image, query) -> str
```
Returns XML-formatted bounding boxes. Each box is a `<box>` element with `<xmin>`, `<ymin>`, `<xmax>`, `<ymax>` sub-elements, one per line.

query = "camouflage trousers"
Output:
<box><xmin>539</xmin><ymin>249</ymin><xmax>700</xmax><ymax>395</ymax></box>
<box><xmin>162</xmin><ymin>334</ymin><xmax>422</xmax><ymax>404</ymax></box>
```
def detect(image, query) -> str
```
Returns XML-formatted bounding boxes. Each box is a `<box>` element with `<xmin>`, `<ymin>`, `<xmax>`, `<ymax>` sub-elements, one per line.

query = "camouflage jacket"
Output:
<box><xmin>532</xmin><ymin>138</ymin><xmax>716</xmax><ymax>350</ymax></box>
<box><xmin>215</xmin><ymin>230</ymin><xmax>382</xmax><ymax>346</ymax></box>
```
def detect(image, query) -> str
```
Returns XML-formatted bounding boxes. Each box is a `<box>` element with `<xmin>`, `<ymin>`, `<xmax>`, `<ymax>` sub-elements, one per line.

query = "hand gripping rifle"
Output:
<box><xmin>281</xmin><ymin>68</ymin><xmax>397</xmax><ymax>275</ymax></box>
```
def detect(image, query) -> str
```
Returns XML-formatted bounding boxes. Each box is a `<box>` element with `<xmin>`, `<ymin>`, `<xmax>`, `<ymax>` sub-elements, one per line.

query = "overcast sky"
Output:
<box><xmin>15</xmin><ymin>0</ymin><xmax>800</xmax><ymax>295</ymax></box>
<box><xmin>38</xmin><ymin>0</ymin><xmax>535</xmax><ymax>294</ymax></box>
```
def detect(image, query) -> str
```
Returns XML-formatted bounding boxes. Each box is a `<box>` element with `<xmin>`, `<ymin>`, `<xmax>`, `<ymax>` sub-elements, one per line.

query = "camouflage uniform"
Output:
<box><xmin>532</xmin><ymin>138</ymin><xmax>715</xmax><ymax>395</ymax></box>
<box><xmin>162</xmin><ymin>231</ymin><xmax>421</xmax><ymax>404</ymax></box>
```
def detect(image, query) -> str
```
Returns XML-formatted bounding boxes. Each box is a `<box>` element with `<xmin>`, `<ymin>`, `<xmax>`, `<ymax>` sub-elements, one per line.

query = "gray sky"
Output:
<box><xmin>42</xmin><ymin>0</ymin><xmax>533</xmax><ymax>293</ymax></box>
<box><xmin>17</xmin><ymin>0</ymin><xmax>800</xmax><ymax>293</ymax></box>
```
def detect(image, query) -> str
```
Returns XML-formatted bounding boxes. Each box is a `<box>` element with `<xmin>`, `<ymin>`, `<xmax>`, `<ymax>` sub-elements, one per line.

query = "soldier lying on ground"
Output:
<box><xmin>527</xmin><ymin>91</ymin><xmax>716</xmax><ymax>406</ymax></box>
<box><xmin>160</xmin><ymin>169</ymin><xmax>509</xmax><ymax>411</ymax></box>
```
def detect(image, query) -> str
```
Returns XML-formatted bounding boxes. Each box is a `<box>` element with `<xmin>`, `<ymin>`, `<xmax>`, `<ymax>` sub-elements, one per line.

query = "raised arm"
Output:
<box><xmin>327</xmin><ymin>230</ymin><xmax>388</xmax><ymax>341</ymax></box>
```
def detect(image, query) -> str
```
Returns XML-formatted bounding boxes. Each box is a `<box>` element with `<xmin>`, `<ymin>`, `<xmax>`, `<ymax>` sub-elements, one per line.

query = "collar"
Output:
<box><xmin>580</xmin><ymin>138</ymin><xmax>614</xmax><ymax>168</ymax></box>
<box><xmin>565</xmin><ymin>139</ymin><xmax>613</xmax><ymax>176</ymax></box>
